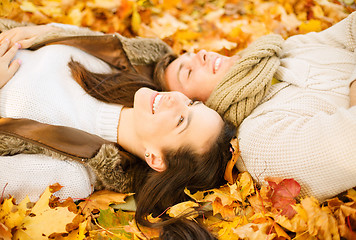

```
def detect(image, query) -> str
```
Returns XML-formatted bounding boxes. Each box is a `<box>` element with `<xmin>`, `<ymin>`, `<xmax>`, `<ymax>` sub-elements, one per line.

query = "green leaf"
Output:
<box><xmin>97</xmin><ymin>209</ymin><xmax>134</xmax><ymax>240</ymax></box>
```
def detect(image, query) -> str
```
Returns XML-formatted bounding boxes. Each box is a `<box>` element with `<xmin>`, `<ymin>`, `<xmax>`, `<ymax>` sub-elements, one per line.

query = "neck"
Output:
<box><xmin>117</xmin><ymin>108</ymin><xmax>145</xmax><ymax>160</ymax></box>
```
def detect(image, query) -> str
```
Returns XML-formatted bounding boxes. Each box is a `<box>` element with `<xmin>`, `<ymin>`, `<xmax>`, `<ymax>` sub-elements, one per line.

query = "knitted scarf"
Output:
<box><xmin>206</xmin><ymin>34</ymin><xmax>284</xmax><ymax>127</ymax></box>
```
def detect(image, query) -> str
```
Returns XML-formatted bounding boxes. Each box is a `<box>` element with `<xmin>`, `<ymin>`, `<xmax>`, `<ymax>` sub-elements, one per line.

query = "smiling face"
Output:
<box><xmin>164</xmin><ymin>50</ymin><xmax>237</xmax><ymax>102</ymax></box>
<box><xmin>133</xmin><ymin>87</ymin><xmax>223</xmax><ymax>158</ymax></box>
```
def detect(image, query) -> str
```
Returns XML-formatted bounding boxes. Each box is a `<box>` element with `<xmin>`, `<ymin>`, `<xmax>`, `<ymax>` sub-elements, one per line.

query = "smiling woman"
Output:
<box><xmin>0</xmin><ymin>23</ymin><xmax>236</xmax><ymax>239</ymax></box>
<box><xmin>156</xmin><ymin>12</ymin><xmax>356</xmax><ymax>203</ymax></box>
<box><xmin>164</xmin><ymin>50</ymin><xmax>240</xmax><ymax>102</ymax></box>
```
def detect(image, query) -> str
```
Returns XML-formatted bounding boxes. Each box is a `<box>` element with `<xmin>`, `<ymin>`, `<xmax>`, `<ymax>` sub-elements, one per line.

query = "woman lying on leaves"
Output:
<box><xmin>0</xmin><ymin>22</ymin><xmax>236</xmax><ymax>239</ymax></box>
<box><xmin>4</xmin><ymin>13</ymin><xmax>355</xmax><ymax>204</ymax></box>
<box><xmin>156</xmin><ymin>11</ymin><xmax>356</xmax><ymax>202</ymax></box>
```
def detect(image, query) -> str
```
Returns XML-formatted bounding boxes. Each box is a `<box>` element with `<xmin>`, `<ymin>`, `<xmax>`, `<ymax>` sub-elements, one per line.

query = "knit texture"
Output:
<box><xmin>237</xmin><ymin>12</ymin><xmax>356</xmax><ymax>202</ymax></box>
<box><xmin>206</xmin><ymin>34</ymin><xmax>284</xmax><ymax>126</ymax></box>
<box><xmin>0</xmin><ymin>44</ymin><xmax>122</xmax><ymax>142</ymax></box>
<box><xmin>0</xmin><ymin>44</ymin><xmax>125</xmax><ymax>201</ymax></box>
<box><xmin>0</xmin><ymin>134</ymin><xmax>132</xmax><ymax>201</ymax></box>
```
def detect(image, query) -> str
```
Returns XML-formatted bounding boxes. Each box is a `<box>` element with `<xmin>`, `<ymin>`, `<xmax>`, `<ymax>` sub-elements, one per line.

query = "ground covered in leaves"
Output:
<box><xmin>0</xmin><ymin>0</ymin><xmax>356</xmax><ymax>239</ymax></box>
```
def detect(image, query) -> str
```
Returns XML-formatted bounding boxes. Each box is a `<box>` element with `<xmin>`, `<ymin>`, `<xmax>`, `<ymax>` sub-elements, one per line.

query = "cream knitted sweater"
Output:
<box><xmin>237</xmin><ymin>12</ymin><xmax>356</xmax><ymax>201</ymax></box>
<box><xmin>0</xmin><ymin>44</ymin><xmax>122</xmax><ymax>201</ymax></box>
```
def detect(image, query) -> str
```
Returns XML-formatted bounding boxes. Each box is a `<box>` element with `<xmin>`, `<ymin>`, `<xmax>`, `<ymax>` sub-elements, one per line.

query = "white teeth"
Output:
<box><xmin>214</xmin><ymin>58</ymin><xmax>221</xmax><ymax>73</ymax></box>
<box><xmin>152</xmin><ymin>94</ymin><xmax>162</xmax><ymax>113</ymax></box>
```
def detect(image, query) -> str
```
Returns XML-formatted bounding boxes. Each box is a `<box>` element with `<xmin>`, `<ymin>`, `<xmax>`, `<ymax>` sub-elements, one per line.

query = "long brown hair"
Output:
<box><xmin>69</xmin><ymin>59</ymin><xmax>236</xmax><ymax>239</ymax></box>
<box><xmin>68</xmin><ymin>59</ymin><xmax>160</xmax><ymax>107</ymax></box>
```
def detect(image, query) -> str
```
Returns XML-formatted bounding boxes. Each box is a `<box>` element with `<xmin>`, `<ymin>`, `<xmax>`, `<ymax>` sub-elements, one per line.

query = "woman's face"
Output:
<box><xmin>133</xmin><ymin>88</ymin><xmax>223</xmax><ymax>156</ymax></box>
<box><xmin>164</xmin><ymin>50</ymin><xmax>237</xmax><ymax>102</ymax></box>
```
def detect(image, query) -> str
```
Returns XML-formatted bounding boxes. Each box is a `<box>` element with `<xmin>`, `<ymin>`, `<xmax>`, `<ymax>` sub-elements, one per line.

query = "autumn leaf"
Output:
<box><xmin>266</xmin><ymin>177</ymin><xmax>301</xmax><ymax>218</ymax></box>
<box><xmin>1</xmin><ymin>1</ymin><xmax>356</xmax><ymax>239</ymax></box>
<box><xmin>78</xmin><ymin>190</ymin><xmax>132</xmax><ymax>216</ymax></box>
<box><xmin>12</xmin><ymin>186</ymin><xmax>80</xmax><ymax>240</ymax></box>
<box><xmin>167</xmin><ymin>201</ymin><xmax>199</xmax><ymax>220</ymax></box>
<box><xmin>95</xmin><ymin>208</ymin><xmax>134</xmax><ymax>240</ymax></box>
<box><xmin>0</xmin><ymin>222</ymin><xmax>11</xmax><ymax>240</ymax></box>
<box><xmin>301</xmin><ymin>197</ymin><xmax>340</xmax><ymax>239</ymax></box>
<box><xmin>123</xmin><ymin>215</ymin><xmax>161</xmax><ymax>239</ymax></box>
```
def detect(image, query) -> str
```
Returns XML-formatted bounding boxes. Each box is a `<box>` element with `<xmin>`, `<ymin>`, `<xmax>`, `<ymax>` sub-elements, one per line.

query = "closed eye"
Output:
<box><xmin>177</xmin><ymin>116</ymin><xmax>184</xmax><ymax>126</ymax></box>
<box><xmin>187</xmin><ymin>69</ymin><xmax>192</xmax><ymax>78</ymax></box>
<box><xmin>188</xmin><ymin>100</ymin><xmax>202</xmax><ymax>106</ymax></box>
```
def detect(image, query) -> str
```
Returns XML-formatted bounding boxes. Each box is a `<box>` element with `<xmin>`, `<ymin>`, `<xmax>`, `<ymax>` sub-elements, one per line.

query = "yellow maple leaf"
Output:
<box><xmin>12</xmin><ymin>186</ymin><xmax>79</xmax><ymax>240</ymax></box>
<box><xmin>235</xmin><ymin>171</ymin><xmax>255</xmax><ymax>201</ymax></box>
<box><xmin>0</xmin><ymin>196</ymin><xmax>31</xmax><ymax>229</ymax></box>
<box><xmin>211</xmin><ymin>198</ymin><xmax>237</xmax><ymax>220</ymax></box>
<box><xmin>211</xmin><ymin>215</ymin><xmax>247</xmax><ymax>240</ymax></box>
<box><xmin>299</xmin><ymin>19</ymin><xmax>322</xmax><ymax>34</ymax></box>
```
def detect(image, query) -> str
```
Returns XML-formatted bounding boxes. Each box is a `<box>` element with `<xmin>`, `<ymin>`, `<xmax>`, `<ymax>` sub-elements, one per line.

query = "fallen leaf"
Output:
<box><xmin>167</xmin><ymin>201</ymin><xmax>199</xmax><ymax>220</ymax></box>
<box><xmin>266</xmin><ymin>177</ymin><xmax>301</xmax><ymax>218</ymax></box>
<box><xmin>78</xmin><ymin>190</ymin><xmax>132</xmax><ymax>216</ymax></box>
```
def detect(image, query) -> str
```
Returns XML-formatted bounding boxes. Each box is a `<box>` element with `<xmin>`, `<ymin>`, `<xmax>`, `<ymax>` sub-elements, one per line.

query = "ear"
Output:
<box><xmin>144</xmin><ymin>151</ymin><xmax>166</xmax><ymax>172</ymax></box>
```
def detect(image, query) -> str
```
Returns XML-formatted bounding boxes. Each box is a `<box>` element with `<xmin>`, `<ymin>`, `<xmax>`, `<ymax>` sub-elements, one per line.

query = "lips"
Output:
<box><xmin>213</xmin><ymin>57</ymin><xmax>221</xmax><ymax>74</ymax></box>
<box><xmin>152</xmin><ymin>93</ymin><xmax>163</xmax><ymax>114</ymax></box>
<box><xmin>151</xmin><ymin>92</ymin><xmax>158</xmax><ymax>114</ymax></box>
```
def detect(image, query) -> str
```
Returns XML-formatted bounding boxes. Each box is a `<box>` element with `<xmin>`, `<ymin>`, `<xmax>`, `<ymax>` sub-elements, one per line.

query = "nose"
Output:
<box><xmin>160</xmin><ymin>93</ymin><xmax>185</xmax><ymax>111</ymax></box>
<box><xmin>196</xmin><ymin>50</ymin><xmax>207</xmax><ymax>65</ymax></box>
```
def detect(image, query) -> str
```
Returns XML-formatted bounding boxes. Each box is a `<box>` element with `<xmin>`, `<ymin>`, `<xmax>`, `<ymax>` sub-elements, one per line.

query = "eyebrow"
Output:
<box><xmin>176</xmin><ymin>53</ymin><xmax>192</xmax><ymax>86</ymax></box>
<box><xmin>179</xmin><ymin>101</ymin><xmax>203</xmax><ymax>134</ymax></box>
<box><xmin>177</xmin><ymin>63</ymin><xmax>183</xmax><ymax>86</ymax></box>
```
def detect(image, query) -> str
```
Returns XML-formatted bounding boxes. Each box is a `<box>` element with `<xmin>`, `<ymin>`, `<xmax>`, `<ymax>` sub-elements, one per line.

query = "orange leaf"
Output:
<box><xmin>78</xmin><ymin>190</ymin><xmax>132</xmax><ymax>216</ymax></box>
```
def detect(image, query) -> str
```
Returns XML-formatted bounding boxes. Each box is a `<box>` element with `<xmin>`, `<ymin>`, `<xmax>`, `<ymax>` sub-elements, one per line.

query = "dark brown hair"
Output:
<box><xmin>68</xmin><ymin>59</ymin><xmax>160</xmax><ymax>107</ymax></box>
<box><xmin>134</xmin><ymin>121</ymin><xmax>236</xmax><ymax>239</ymax></box>
<box><xmin>69</xmin><ymin>60</ymin><xmax>236</xmax><ymax>239</ymax></box>
<box><xmin>153</xmin><ymin>53</ymin><xmax>178</xmax><ymax>91</ymax></box>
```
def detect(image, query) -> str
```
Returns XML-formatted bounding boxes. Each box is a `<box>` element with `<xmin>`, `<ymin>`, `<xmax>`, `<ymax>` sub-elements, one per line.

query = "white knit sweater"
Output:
<box><xmin>0</xmin><ymin>45</ymin><xmax>123</xmax><ymax>201</ymax></box>
<box><xmin>237</xmin><ymin>12</ymin><xmax>356</xmax><ymax>201</ymax></box>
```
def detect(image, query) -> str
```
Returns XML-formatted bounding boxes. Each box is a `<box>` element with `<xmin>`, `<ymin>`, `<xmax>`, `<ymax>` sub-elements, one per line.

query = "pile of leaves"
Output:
<box><xmin>0</xmin><ymin>174</ymin><xmax>355</xmax><ymax>239</ymax></box>
<box><xmin>1</xmin><ymin>0</ymin><xmax>356</xmax><ymax>239</ymax></box>
<box><xmin>0</xmin><ymin>0</ymin><xmax>355</xmax><ymax>55</ymax></box>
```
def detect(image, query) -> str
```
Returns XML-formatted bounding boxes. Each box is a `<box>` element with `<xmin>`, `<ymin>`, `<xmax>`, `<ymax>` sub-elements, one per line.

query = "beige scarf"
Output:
<box><xmin>206</xmin><ymin>34</ymin><xmax>284</xmax><ymax>127</ymax></box>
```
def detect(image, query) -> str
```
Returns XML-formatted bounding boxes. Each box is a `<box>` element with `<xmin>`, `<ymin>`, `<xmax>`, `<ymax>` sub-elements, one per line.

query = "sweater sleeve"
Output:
<box><xmin>237</xmin><ymin>96</ymin><xmax>356</xmax><ymax>202</ymax></box>
<box><xmin>285</xmin><ymin>11</ymin><xmax>356</xmax><ymax>52</ymax></box>
<box><xmin>0</xmin><ymin>154</ymin><xmax>95</xmax><ymax>202</ymax></box>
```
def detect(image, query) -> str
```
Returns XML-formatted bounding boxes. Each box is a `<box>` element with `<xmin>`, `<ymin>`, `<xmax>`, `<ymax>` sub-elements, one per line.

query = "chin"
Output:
<box><xmin>134</xmin><ymin>87</ymin><xmax>155</xmax><ymax>113</ymax></box>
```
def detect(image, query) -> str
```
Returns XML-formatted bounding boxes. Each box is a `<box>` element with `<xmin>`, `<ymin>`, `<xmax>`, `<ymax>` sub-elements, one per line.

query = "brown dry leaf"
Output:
<box><xmin>301</xmin><ymin>197</ymin><xmax>340</xmax><ymax>240</ymax></box>
<box><xmin>167</xmin><ymin>201</ymin><xmax>199</xmax><ymax>220</ymax></box>
<box><xmin>232</xmin><ymin>221</ymin><xmax>276</xmax><ymax>240</ymax></box>
<box><xmin>78</xmin><ymin>190</ymin><xmax>132</xmax><ymax>216</ymax></box>
<box><xmin>142</xmin><ymin>13</ymin><xmax>188</xmax><ymax>38</ymax></box>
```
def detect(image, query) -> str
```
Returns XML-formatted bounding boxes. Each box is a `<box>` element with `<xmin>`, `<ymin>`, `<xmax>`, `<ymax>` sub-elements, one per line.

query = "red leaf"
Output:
<box><xmin>266</xmin><ymin>178</ymin><xmax>301</xmax><ymax>219</ymax></box>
